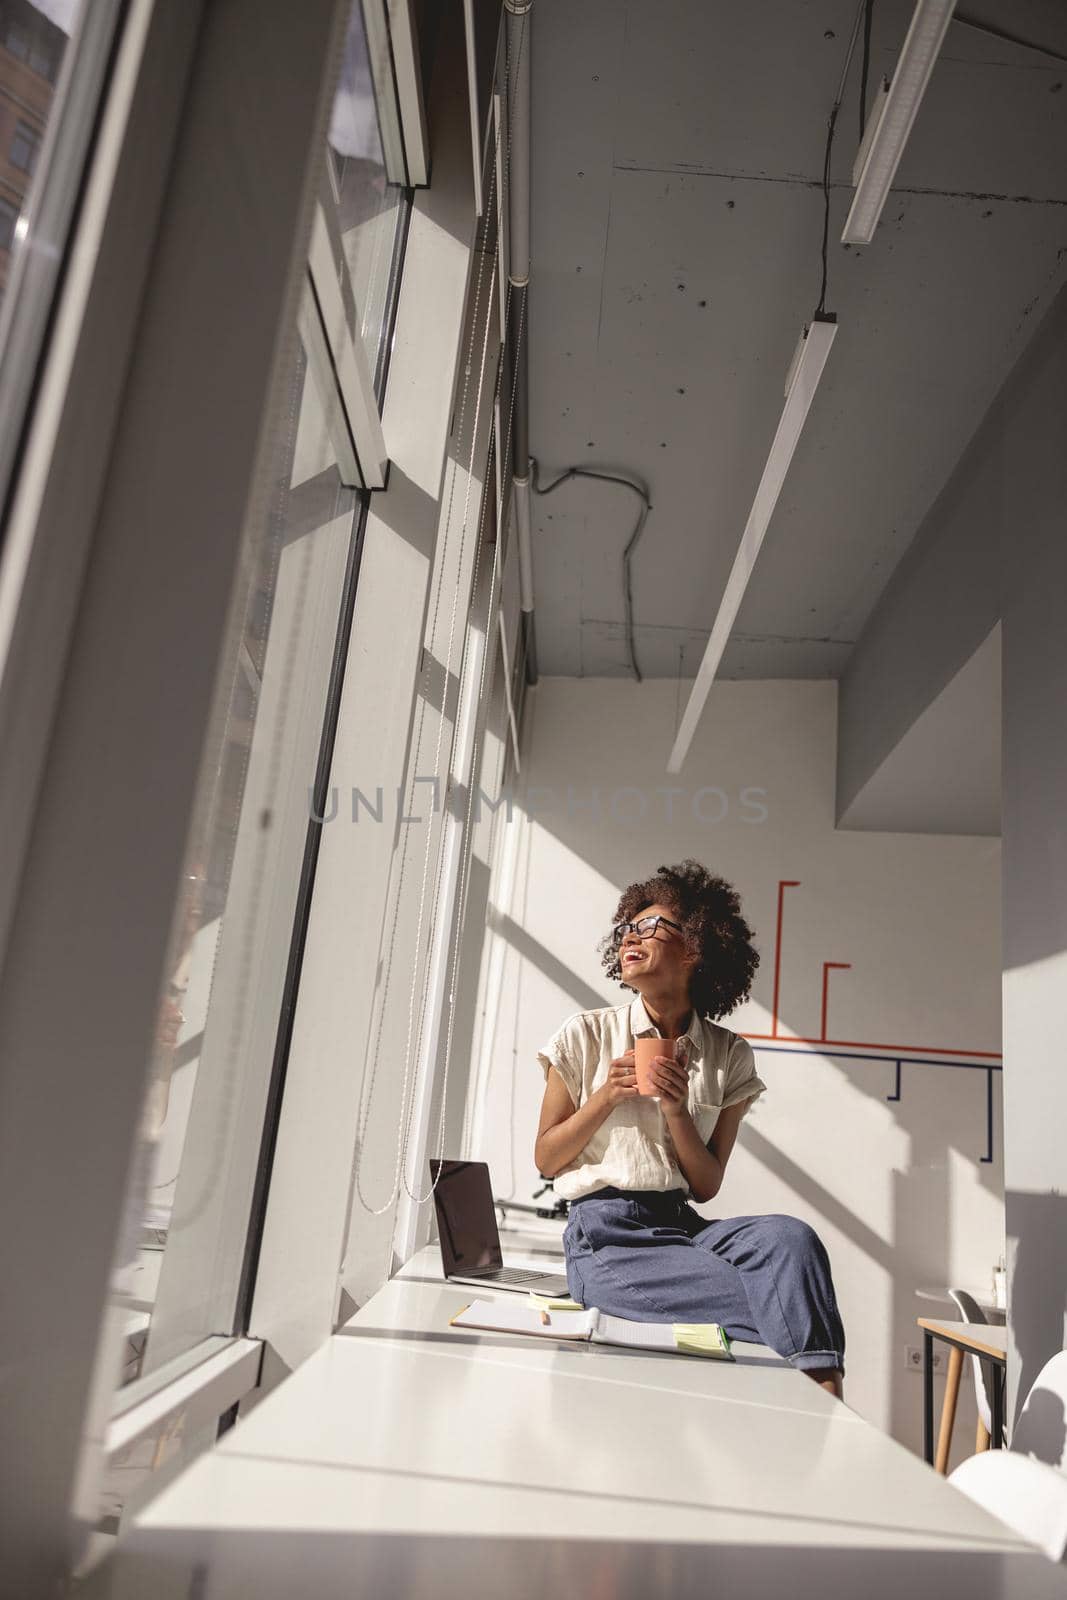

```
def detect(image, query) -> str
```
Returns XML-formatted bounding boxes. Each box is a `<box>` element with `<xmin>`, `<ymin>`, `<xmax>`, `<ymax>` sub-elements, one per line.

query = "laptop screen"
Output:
<box><xmin>429</xmin><ymin>1159</ymin><xmax>503</xmax><ymax>1276</ymax></box>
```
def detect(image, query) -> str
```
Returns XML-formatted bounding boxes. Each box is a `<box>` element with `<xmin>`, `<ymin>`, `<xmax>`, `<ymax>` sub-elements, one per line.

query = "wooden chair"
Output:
<box><xmin>948</xmin><ymin>1287</ymin><xmax>1005</xmax><ymax>1458</ymax></box>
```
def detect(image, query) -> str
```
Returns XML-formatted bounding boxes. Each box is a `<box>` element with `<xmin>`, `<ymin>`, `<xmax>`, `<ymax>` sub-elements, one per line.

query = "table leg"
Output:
<box><xmin>991</xmin><ymin>1358</ymin><xmax>1004</xmax><ymax>1449</ymax></box>
<box><xmin>923</xmin><ymin>1329</ymin><xmax>934</xmax><ymax>1465</ymax></box>
<box><xmin>935</xmin><ymin>1345</ymin><xmax>963</xmax><ymax>1474</ymax></box>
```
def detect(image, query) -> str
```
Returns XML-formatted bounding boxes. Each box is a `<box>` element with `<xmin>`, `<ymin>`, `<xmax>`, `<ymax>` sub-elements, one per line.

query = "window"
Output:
<box><xmin>110</xmin><ymin>291</ymin><xmax>369</xmax><ymax>1390</ymax></box>
<box><xmin>0</xmin><ymin>1</ymin><xmax>419</xmax><ymax>1572</ymax></box>
<box><xmin>90</xmin><ymin>2</ymin><xmax>414</xmax><ymax>1534</ymax></box>
<box><xmin>10</xmin><ymin>118</ymin><xmax>41</xmax><ymax>174</ymax></box>
<box><xmin>326</xmin><ymin>1</ymin><xmax>410</xmax><ymax>395</ymax></box>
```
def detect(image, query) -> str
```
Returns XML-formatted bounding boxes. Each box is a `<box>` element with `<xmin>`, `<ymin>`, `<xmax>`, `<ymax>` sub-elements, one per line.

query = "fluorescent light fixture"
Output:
<box><xmin>667</xmin><ymin>316</ymin><xmax>838</xmax><ymax>775</ymax></box>
<box><xmin>853</xmin><ymin>75</ymin><xmax>890</xmax><ymax>184</ymax></box>
<box><xmin>842</xmin><ymin>0</ymin><xmax>956</xmax><ymax>244</ymax></box>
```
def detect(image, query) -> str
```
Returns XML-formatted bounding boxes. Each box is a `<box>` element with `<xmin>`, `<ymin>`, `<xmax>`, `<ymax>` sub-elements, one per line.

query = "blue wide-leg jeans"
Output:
<box><xmin>563</xmin><ymin>1187</ymin><xmax>846</xmax><ymax>1375</ymax></box>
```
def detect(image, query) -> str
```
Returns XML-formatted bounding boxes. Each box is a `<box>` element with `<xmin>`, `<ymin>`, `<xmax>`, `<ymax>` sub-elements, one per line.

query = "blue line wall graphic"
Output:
<box><xmin>749</xmin><ymin>1043</ymin><xmax>1002</xmax><ymax>1165</ymax></box>
<box><xmin>753</xmin><ymin>878</ymin><xmax>1001</xmax><ymax>1167</ymax></box>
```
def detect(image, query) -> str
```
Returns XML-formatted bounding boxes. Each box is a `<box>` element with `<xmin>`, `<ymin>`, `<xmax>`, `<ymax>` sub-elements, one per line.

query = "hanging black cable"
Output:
<box><xmin>859</xmin><ymin>0</ymin><xmax>875</xmax><ymax>141</ymax></box>
<box><xmin>816</xmin><ymin>1</ymin><xmax>867</xmax><ymax>317</ymax></box>
<box><xmin>816</xmin><ymin>96</ymin><xmax>841</xmax><ymax>317</ymax></box>
<box><xmin>953</xmin><ymin>11</ymin><xmax>1067</xmax><ymax>66</ymax></box>
<box><xmin>529</xmin><ymin>456</ymin><xmax>651</xmax><ymax>681</ymax></box>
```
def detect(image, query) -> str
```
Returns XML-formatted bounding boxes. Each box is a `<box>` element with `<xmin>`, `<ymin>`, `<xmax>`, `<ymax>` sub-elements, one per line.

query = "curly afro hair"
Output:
<box><xmin>597</xmin><ymin>858</ymin><xmax>759</xmax><ymax>1021</ymax></box>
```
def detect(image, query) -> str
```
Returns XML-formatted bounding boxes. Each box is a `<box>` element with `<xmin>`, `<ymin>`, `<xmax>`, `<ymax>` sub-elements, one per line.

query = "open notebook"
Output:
<box><xmin>449</xmin><ymin>1296</ymin><xmax>733</xmax><ymax>1359</ymax></box>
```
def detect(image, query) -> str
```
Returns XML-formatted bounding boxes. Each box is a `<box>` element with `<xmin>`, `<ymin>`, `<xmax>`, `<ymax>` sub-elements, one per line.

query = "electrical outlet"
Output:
<box><xmin>905</xmin><ymin>1344</ymin><xmax>946</xmax><ymax>1373</ymax></box>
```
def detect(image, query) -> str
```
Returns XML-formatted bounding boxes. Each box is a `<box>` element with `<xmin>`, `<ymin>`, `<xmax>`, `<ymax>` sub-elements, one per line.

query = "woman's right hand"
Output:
<box><xmin>599</xmin><ymin>1049</ymin><xmax>639</xmax><ymax>1108</ymax></box>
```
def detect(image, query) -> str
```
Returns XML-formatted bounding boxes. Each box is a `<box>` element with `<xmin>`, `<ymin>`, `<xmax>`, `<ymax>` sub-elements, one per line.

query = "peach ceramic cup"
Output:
<box><xmin>634</xmin><ymin>1035</ymin><xmax>674</xmax><ymax>1097</ymax></box>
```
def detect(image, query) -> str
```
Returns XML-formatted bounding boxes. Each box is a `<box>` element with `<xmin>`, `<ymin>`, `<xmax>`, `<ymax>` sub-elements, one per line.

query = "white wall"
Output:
<box><xmin>466</xmin><ymin>676</ymin><xmax>1002</xmax><ymax>1459</ymax></box>
<box><xmin>1000</xmin><ymin>286</ymin><xmax>1067</xmax><ymax>1425</ymax></box>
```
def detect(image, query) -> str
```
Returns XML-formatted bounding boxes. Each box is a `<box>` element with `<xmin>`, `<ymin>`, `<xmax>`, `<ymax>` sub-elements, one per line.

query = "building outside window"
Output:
<box><xmin>0</xmin><ymin>192</ymin><xmax>16</xmax><ymax>249</ymax></box>
<box><xmin>0</xmin><ymin>0</ymin><xmax>70</xmax><ymax>300</ymax></box>
<box><xmin>9</xmin><ymin>115</ymin><xmax>39</xmax><ymax>171</ymax></box>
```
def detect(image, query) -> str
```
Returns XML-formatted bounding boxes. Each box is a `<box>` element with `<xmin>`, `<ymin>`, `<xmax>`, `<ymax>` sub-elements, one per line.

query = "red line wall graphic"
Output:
<box><xmin>749</xmin><ymin>881</ymin><xmax>1002</xmax><ymax>1163</ymax></box>
<box><xmin>820</xmin><ymin>962</ymin><xmax>851</xmax><ymax>1044</ymax></box>
<box><xmin>770</xmin><ymin>880</ymin><xmax>799</xmax><ymax>1040</ymax></box>
<box><xmin>754</xmin><ymin>877</ymin><xmax>1002</xmax><ymax>1064</ymax></box>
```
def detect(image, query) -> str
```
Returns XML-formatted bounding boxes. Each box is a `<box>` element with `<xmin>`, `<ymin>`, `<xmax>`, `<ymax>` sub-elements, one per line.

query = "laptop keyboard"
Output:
<box><xmin>481</xmin><ymin>1267</ymin><xmax>570</xmax><ymax>1289</ymax></box>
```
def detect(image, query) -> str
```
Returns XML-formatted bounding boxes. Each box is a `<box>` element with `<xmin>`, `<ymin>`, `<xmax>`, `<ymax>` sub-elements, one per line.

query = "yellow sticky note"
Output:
<box><xmin>672</xmin><ymin>1323</ymin><xmax>730</xmax><ymax>1356</ymax></box>
<box><xmin>528</xmin><ymin>1291</ymin><xmax>585</xmax><ymax>1312</ymax></box>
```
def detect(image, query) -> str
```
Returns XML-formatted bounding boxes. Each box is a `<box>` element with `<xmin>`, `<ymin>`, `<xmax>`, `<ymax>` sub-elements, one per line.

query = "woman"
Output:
<box><xmin>534</xmin><ymin>858</ymin><xmax>846</xmax><ymax>1399</ymax></box>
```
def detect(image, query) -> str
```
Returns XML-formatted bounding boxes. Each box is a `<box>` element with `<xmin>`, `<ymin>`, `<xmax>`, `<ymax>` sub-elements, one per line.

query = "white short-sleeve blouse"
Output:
<box><xmin>536</xmin><ymin>993</ymin><xmax>766</xmax><ymax>1201</ymax></box>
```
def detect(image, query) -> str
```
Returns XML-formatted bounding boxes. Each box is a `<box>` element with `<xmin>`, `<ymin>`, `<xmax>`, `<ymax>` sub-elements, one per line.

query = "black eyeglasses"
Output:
<box><xmin>612</xmin><ymin>914</ymin><xmax>683</xmax><ymax>947</ymax></box>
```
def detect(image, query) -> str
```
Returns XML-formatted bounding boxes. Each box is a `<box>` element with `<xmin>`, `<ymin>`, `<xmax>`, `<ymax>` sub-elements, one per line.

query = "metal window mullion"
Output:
<box><xmin>461</xmin><ymin>0</ymin><xmax>483</xmax><ymax>215</ymax></box>
<box><xmin>387</xmin><ymin>0</ymin><xmax>428</xmax><ymax>186</ymax></box>
<box><xmin>307</xmin><ymin>201</ymin><xmax>388</xmax><ymax>489</ymax></box>
<box><xmin>362</xmin><ymin>0</ymin><xmax>409</xmax><ymax>185</ymax></box>
<box><xmin>298</xmin><ymin>276</ymin><xmax>366</xmax><ymax>490</ymax></box>
<box><xmin>497</xmin><ymin>605</ymin><xmax>521</xmax><ymax>777</ymax></box>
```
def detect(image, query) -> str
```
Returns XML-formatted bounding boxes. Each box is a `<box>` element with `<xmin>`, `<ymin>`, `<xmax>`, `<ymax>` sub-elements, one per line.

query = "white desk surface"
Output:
<box><xmin>919</xmin><ymin>1320</ymin><xmax>1009</xmax><ymax>1358</ymax></box>
<box><xmin>85</xmin><ymin>1245</ymin><xmax>1065</xmax><ymax>1600</ymax></box>
<box><xmin>915</xmin><ymin>1285</ymin><xmax>1007</xmax><ymax>1325</ymax></box>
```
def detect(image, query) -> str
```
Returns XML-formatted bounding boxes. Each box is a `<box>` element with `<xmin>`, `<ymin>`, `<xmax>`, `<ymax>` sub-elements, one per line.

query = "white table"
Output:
<box><xmin>918</xmin><ymin>1319</ymin><xmax>1009</xmax><ymax>1466</ymax></box>
<box><xmin>84</xmin><ymin>1246</ymin><xmax>1067</xmax><ymax>1599</ymax></box>
<box><xmin>916</xmin><ymin>1284</ymin><xmax>1007</xmax><ymax>1326</ymax></box>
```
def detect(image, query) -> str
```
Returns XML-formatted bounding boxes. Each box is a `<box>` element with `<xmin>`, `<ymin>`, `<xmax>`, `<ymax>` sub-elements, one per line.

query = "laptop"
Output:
<box><xmin>429</xmin><ymin>1159</ymin><xmax>571</xmax><ymax>1297</ymax></box>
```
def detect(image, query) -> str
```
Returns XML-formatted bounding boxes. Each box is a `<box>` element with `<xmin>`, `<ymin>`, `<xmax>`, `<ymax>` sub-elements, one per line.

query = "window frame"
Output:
<box><xmin>0</xmin><ymin>0</ymin><xmax>127</xmax><ymax>544</ymax></box>
<box><xmin>361</xmin><ymin>0</ymin><xmax>429</xmax><ymax>188</ymax></box>
<box><xmin>0</xmin><ymin>0</ymin><xmax>472</xmax><ymax>1583</ymax></box>
<box><xmin>0</xmin><ymin>0</ymin><xmax>359</xmax><ymax>1586</ymax></box>
<box><xmin>306</xmin><ymin>189</ymin><xmax>390</xmax><ymax>489</ymax></box>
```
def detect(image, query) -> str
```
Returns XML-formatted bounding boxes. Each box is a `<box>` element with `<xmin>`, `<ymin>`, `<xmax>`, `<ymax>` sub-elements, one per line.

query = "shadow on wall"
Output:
<box><xmin>841</xmin><ymin>1051</ymin><xmax>1001</xmax><ymax>1456</ymax></box>
<box><xmin>1008</xmin><ymin>1189</ymin><xmax>1067</xmax><ymax>1440</ymax></box>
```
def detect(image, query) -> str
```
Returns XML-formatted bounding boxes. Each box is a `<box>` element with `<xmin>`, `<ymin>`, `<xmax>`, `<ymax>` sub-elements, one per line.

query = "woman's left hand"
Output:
<box><xmin>650</xmin><ymin>1055</ymin><xmax>690</xmax><ymax>1118</ymax></box>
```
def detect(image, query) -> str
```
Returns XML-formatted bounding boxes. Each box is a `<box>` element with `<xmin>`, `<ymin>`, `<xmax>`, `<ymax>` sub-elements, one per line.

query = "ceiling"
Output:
<box><xmin>527</xmin><ymin>0</ymin><xmax>1067</xmax><ymax>680</ymax></box>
